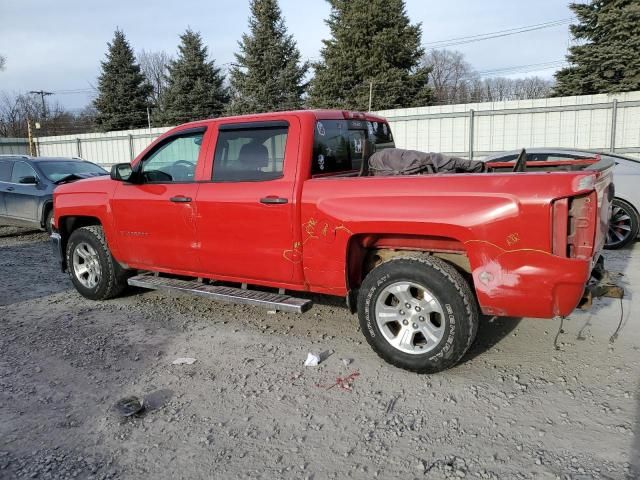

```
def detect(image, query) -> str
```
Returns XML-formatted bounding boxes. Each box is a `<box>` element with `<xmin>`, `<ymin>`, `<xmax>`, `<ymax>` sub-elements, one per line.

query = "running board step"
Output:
<box><xmin>127</xmin><ymin>274</ymin><xmax>312</xmax><ymax>313</ymax></box>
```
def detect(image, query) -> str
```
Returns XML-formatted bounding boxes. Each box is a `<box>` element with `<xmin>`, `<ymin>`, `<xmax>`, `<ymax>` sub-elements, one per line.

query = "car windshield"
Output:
<box><xmin>37</xmin><ymin>161</ymin><xmax>107</xmax><ymax>182</ymax></box>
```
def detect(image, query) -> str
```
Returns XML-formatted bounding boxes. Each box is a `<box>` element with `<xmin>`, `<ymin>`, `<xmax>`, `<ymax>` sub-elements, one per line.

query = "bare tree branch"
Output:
<box><xmin>0</xmin><ymin>91</ymin><xmax>97</xmax><ymax>137</ymax></box>
<box><xmin>422</xmin><ymin>49</ymin><xmax>555</xmax><ymax>104</ymax></box>
<box><xmin>422</xmin><ymin>49</ymin><xmax>478</xmax><ymax>104</ymax></box>
<box><xmin>137</xmin><ymin>49</ymin><xmax>172</xmax><ymax>105</ymax></box>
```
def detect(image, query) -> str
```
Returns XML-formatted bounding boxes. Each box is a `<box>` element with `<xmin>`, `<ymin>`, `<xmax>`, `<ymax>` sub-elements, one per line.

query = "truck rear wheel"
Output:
<box><xmin>357</xmin><ymin>256</ymin><xmax>478</xmax><ymax>373</ymax></box>
<box><xmin>66</xmin><ymin>225</ymin><xmax>128</xmax><ymax>300</ymax></box>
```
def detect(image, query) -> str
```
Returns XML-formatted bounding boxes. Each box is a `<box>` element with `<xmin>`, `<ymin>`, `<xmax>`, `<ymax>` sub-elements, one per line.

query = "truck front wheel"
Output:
<box><xmin>357</xmin><ymin>256</ymin><xmax>478</xmax><ymax>373</ymax></box>
<box><xmin>66</xmin><ymin>225</ymin><xmax>128</xmax><ymax>300</ymax></box>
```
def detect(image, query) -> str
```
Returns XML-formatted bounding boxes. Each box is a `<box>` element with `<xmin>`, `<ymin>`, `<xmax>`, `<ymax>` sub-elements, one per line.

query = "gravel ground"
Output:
<box><xmin>0</xmin><ymin>225</ymin><xmax>638</xmax><ymax>479</ymax></box>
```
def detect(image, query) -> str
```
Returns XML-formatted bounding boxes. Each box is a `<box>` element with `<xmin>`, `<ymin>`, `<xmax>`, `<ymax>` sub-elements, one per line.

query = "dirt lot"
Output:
<box><xmin>0</xmin><ymin>226</ymin><xmax>638</xmax><ymax>479</ymax></box>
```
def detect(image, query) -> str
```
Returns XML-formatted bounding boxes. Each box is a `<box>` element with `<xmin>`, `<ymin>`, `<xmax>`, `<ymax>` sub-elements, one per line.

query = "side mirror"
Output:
<box><xmin>110</xmin><ymin>163</ymin><xmax>135</xmax><ymax>182</ymax></box>
<box><xmin>18</xmin><ymin>175</ymin><xmax>38</xmax><ymax>185</ymax></box>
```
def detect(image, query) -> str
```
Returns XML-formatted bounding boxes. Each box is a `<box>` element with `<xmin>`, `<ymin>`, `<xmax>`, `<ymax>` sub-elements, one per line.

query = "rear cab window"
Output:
<box><xmin>312</xmin><ymin>118</ymin><xmax>394</xmax><ymax>176</ymax></box>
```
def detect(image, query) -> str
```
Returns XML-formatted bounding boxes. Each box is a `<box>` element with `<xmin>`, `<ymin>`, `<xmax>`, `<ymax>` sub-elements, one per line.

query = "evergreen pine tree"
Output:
<box><xmin>308</xmin><ymin>0</ymin><xmax>432</xmax><ymax>110</ymax></box>
<box><xmin>555</xmin><ymin>0</ymin><xmax>640</xmax><ymax>95</ymax></box>
<box><xmin>228</xmin><ymin>0</ymin><xmax>308</xmax><ymax>114</ymax></box>
<box><xmin>158</xmin><ymin>29</ymin><xmax>228</xmax><ymax>125</ymax></box>
<box><xmin>94</xmin><ymin>30</ymin><xmax>152</xmax><ymax>131</ymax></box>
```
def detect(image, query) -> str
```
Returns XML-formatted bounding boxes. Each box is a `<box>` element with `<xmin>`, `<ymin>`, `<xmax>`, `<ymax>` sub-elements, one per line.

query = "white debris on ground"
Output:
<box><xmin>0</xmin><ymin>226</ymin><xmax>638</xmax><ymax>479</ymax></box>
<box><xmin>171</xmin><ymin>357</ymin><xmax>197</xmax><ymax>365</ymax></box>
<box><xmin>303</xmin><ymin>352</ymin><xmax>321</xmax><ymax>367</ymax></box>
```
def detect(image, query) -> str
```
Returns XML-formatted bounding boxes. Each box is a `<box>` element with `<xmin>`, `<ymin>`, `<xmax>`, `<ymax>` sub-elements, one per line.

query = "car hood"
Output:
<box><xmin>54</xmin><ymin>172</ymin><xmax>108</xmax><ymax>185</ymax></box>
<box><xmin>53</xmin><ymin>174</ymin><xmax>115</xmax><ymax>195</ymax></box>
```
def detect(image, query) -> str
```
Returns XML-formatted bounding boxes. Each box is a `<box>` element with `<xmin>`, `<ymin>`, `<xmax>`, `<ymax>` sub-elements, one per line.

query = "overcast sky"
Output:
<box><xmin>0</xmin><ymin>0</ymin><xmax>576</xmax><ymax>110</ymax></box>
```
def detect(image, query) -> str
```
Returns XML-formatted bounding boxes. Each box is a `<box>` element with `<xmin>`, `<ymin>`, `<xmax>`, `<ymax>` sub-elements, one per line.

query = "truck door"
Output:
<box><xmin>195</xmin><ymin>119</ymin><xmax>298</xmax><ymax>284</ymax></box>
<box><xmin>5</xmin><ymin>161</ymin><xmax>40</xmax><ymax>222</ymax></box>
<box><xmin>110</xmin><ymin>127</ymin><xmax>208</xmax><ymax>272</ymax></box>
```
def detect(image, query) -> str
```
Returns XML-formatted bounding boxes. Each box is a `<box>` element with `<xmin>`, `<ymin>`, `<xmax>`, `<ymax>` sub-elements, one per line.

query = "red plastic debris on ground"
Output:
<box><xmin>317</xmin><ymin>371</ymin><xmax>360</xmax><ymax>391</ymax></box>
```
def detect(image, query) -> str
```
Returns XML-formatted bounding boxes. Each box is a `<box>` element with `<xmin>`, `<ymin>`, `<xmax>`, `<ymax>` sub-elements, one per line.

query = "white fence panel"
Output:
<box><xmin>2</xmin><ymin>91</ymin><xmax>640</xmax><ymax>161</ymax></box>
<box><xmin>34</xmin><ymin>127</ymin><xmax>172</xmax><ymax>167</ymax></box>
<box><xmin>0</xmin><ymin>138</ymin><xmax>29</xmax><ymax>155</ymax></box>
<box><xmin>378</xmin><ymin>90</ymin><xmax>640</xmax><ymax>158</ymax></box>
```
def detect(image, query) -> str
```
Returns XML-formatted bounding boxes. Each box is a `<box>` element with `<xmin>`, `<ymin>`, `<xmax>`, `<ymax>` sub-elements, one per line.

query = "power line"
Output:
<box><xmin>477</xmin><ymin>60</ymin><xmax>567</xmax><ymax>78</ymax></box>
<box><xmin>52</xmin><ymin>88</ymin><xmax>96</xmax><ymax>95</ymax></box>
<box><xmin>424</xmin><ymin>18</ymin><xmax>573</xmax><ymax>48</ymax></box>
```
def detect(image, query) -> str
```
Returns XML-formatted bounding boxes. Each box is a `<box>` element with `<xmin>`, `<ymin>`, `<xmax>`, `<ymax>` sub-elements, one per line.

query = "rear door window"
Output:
<box><xmin>0</xmin><ymin>161</ymin><xmax>12</xmax><ymax>182</ymax></box>
<box><xmin>212</xmin><ymin>123</ymin><xmax>288</xmax><ymax>182</ymax></box>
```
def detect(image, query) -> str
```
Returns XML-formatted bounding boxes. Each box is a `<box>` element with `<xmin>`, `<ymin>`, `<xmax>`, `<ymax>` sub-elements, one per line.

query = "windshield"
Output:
<box><xmin>37</xmin><ymin>161</ymin><xmax>107</xmax><ymax>182</ymax></box>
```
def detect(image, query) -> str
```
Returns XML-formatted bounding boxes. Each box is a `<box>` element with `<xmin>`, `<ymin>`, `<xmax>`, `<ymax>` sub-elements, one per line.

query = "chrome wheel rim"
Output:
<box><xmin>72</xmin><ymin>242</ymin><xmax>102</xmax><ymax>289</ymax></box>
<box><xmin>375</xmin><ymin>281</ymin><xmax>446</xmax><ymax>355</ymax></box>
<box><xmin>607</xmin><ymin>203</ymin><xmax>633</xmax><ymax>247</ymax></box>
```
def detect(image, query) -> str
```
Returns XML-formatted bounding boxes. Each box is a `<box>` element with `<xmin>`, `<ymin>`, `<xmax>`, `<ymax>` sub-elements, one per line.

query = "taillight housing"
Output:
<box><xmin>552</xmin><ymin>193</ymin><xmax>597</xmax><ymax>259</ymax></box>
<box><xmin>552</xmin><ymin>198</ymin><xmax>569</xmax><ymax>257</ymax></box>
<box><xmin>568</xmin><ymin>192</ymin><xmax>597</xmax><ymax>259</ymax></box>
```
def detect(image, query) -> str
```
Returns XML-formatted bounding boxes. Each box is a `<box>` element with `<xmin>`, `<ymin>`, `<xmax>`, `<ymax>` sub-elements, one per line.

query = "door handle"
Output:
<box><xmin>169</xmin><ymin>196</ymin><xmax>192</xmax><ymax>203</ymax></box>
<box><xmin>6</xmin><ymin>186</ymin><xmax>14</xmax><ymax>191</ymax></box>
<box><xmin>260</xmin><ymin>196</ymin><xmax>288</xmax><ymax>205</ymax></box>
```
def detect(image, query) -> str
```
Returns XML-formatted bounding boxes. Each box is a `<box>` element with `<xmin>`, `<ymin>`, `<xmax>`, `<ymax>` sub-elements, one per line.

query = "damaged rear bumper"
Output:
<box><xmin>474</xmin><ymin>249</ymin><xmax>622</xmax><ymax>318</ymax></box>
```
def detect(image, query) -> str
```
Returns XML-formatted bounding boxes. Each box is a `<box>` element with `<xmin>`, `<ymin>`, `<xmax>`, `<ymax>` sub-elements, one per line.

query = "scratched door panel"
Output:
<box><xmin>111</xmin><ymin>183</ymin><xmax>201</xmax><ymax>272</ymax></box>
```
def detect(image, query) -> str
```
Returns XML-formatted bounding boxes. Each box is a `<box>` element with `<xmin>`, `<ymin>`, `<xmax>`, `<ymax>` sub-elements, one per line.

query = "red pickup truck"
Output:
<box><xmin>51</xmin><ymin>110</ymin><xmax>615</xmax><ymax>373</ymax></box>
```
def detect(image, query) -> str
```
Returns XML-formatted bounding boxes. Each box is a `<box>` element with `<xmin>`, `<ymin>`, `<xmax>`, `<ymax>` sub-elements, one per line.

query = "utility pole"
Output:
<box><xmin>368</xmin><ymin>82</ymin><xmax>373</xmax><ymax>112</ymax></box>
<box><xmin>27</xmin><ymin>119</ymin><xmax>36</xmax><ymax>157</ymax></box>
<box><xmin>28</xmin><ymin>90</ymin><xmax>53</xmax><ymax>119</ymax></box>
<box><xmin>147</xmin><ymin>106</ymin><xmax>152</xmax><ymax>131</ymax></box>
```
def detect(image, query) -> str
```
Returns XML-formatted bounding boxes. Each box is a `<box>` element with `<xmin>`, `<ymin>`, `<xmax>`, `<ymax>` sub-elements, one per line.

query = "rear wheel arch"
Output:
<box><xmin>41</xmin><ymin>201</ymin><xmax>54</xmax><ymax>234</ymax></box>
<box><xmin>345</xmin><ymin>233</ymin><xmax>474</xmax><ymax>304</ymax></box>
<box><xmin>41</xmin><ymin>201</ymin><xmax>53</xmax><ymax>228</ymax></box>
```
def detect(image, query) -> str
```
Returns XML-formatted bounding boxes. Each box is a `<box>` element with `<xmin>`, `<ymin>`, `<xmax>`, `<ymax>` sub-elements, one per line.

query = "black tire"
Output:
<box><xmin>357</xmin><ymin>256</ymin><xmax>478</xmax><ymax>373</ymax></box>
<box><xmin>66</xmin><ymin>225</ymin><xmax>128</xmax><ymax>300</ymax></box>
<box><xmin>605</xmin><ymin>198</ymin><xmax>639</xmax><ymax>249</ymax></box>
<box><xmin>44</xmin><ymin>209</ymin><xmax>54</xmax><ymax>235</ymax></box>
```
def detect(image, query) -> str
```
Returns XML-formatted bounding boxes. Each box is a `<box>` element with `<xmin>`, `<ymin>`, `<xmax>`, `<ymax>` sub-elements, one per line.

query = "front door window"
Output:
<box><xmin>11</xmin><ymin>161</ymin><xmax>37</xmax><ymax>184</ymax></box>
<box><xmin>140</xmin><ymin>133</ymin><xmax>203</xmax><ymax>183</ymax></box>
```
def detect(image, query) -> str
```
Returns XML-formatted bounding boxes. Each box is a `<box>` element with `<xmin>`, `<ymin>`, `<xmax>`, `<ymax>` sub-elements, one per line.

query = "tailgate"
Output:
<box><xmin>588</xmin><ymin>158</ymin><xmax>615</xmax><ymax>258</ymax></box>
<box><xmin>551</xmin><ymin>157</ymin><xmax>614</xmax><ymax>263</ymax></box>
